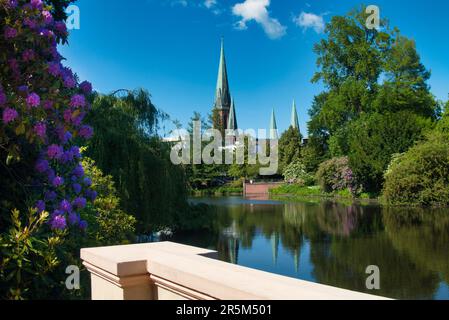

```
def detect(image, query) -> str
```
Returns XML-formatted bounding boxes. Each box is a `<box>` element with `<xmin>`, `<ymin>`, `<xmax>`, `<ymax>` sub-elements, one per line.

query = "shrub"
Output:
<box><xmin>382</xmin><ymin>133</ymin><xmax>449</xmax><ymax>206</ymax></box>
<box><xmin>82</xmin><ymin>157</ymin><xmax>136</xmax><ymax>246</ymax></box>
<box><xmin>0</xmin><ymin>208</ymin><xmax>61</xmax><ymax>300</ymax></box>
<box><xmin>283</xmin><ymin>159</ymin><xmax>315</xmax><ymax>186</ymax></box>
<box><xmin>316</xmin><ymin>157</ymin><xmax>360</xmax><ymax>195</ymax></box>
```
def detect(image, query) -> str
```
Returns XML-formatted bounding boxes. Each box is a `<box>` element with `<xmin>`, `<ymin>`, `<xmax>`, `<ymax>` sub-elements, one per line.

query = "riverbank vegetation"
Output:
<box><xmin>273</xmin><ymin>6</ymin><xmax>449</xmax><ymax>207</ymax></box>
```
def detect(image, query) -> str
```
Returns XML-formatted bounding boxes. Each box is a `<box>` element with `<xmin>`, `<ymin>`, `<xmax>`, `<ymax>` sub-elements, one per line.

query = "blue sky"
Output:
<box><xmin>60</xmin><ymin>0</ymin><xmax>449</xmax><ymax>137</ymax></box>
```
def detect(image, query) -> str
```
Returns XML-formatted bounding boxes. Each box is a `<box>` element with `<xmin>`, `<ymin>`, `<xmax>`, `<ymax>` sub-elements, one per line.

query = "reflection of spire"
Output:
<box><xmin>229</xmin><ymin>237</ymin><xmax>239</xmax><ymax>265</ymax></box>
<box><xmin>271</xmin><ymin>233</ymin><xmax>279</xmax><ymax>265</ymax></box>
<box><xmin>294</xmin><ymin>248</ymin><xmax>300</xmax><ymax>273</ymax></box>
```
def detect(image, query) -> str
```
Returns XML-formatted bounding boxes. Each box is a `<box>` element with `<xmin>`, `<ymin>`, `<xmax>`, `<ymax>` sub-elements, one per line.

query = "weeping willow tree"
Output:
<box><xmin>85</xmin><ymin>89</ymin><xmax>189</xmax><ymax>233</ymax></box>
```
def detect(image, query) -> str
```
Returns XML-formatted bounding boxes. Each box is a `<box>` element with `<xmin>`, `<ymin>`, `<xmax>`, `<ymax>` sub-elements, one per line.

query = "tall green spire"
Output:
<box><xmin>291</xmin><ymin>99</ymin><xmax>300</xmax><ymax>131</ymax></box>
<box><xmin>227</xmin><ymin>98</ymin><xmax>238</xmax><ymax>130</ymax></box>
<box><xmin>270</xmin><ymin>109</ymin><xmax>278</xmax><ymax>140</ymax></box>
<box><xmin>214</xmin><ymin>38</ymin><xmax>231</xmax><ymax>111</ymax></box>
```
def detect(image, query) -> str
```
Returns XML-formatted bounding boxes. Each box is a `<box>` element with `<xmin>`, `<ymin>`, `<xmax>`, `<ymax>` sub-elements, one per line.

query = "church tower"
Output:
<box><xmin>291</xmin><ymin>99</ymin><xmax>300</xmax><ymax>132</ymax></box>
<box><xmin>213</xmin><ymin>38</ymin><xmax>235</xmax><ymax>131</ymax></box>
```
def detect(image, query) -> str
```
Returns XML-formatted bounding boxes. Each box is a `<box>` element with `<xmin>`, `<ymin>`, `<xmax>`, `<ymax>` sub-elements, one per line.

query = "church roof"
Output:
<box><xmin>291</xmin><ymin>99</ymin><xmax>300</xmax><ymax>131</ymax></box>
<box><xmin>214</xmin><ymin>38</ymin><xmax>231</xmax><ymax>110</ymax></box>
<box><xmin>270</xmin><ymin>109</ymin><xmax>278</xmax><ymax>140</ymax></box>
<box><xmin>227</xmin><ymin>98</ymin><xmax>238</xmax><ymax>130</ymax></box>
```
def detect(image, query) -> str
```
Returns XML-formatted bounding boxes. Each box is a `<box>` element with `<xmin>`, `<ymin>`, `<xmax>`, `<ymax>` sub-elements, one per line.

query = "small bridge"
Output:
<box><xmin>243</xmin><ymin>181</ymin><xmax>283</xmax><ymax>196</ymax></box>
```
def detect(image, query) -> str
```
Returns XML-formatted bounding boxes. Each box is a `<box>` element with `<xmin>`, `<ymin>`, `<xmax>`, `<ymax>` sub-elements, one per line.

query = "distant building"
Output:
<box><xmin>213</xmin><ymin>38</ymin><xmax>237</xmax><ymax>131</ymax></box>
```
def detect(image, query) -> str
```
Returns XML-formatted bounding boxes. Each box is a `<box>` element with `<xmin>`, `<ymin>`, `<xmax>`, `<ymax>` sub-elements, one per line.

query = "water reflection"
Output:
<box><xmin>169</xmin><ymin>197</ymin><xmax>449</xmax><ymax>300</ymax></box>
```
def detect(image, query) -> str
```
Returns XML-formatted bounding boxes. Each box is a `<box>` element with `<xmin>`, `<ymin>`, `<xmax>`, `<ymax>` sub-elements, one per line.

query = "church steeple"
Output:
<box><xmin>227</xmin><ymin>98</ymin><xmax>238</xmax><ymax>130</ymax></box>
<box><xmin>270</xmin><ymin>109</ymin><xmax>278</xmax><ymax>140</ymax></box>
<box><xmin>291</xmin><ymin>99</ymin><xmax>300</xmax><ymax>131</ymax></box>
<box><xmin>214</xmin><ymin>38</ymin><xmax>231</xmax><ymax>111</ymax></box>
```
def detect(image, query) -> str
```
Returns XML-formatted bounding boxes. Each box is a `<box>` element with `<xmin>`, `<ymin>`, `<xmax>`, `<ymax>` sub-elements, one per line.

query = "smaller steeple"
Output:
<box><xmin>270</xmin><ymin>109</ymin><xmax>278</xmax><ymax>140</ymax></box>
<box><xmin>227</xmin><ymin>98</ymin><xmax>238</xmax><ymax>130</ymax></box>
<box><xmin>291</xmin><ymin>99</ymin><xmax>300</xmax><ymax>131</ymax></box>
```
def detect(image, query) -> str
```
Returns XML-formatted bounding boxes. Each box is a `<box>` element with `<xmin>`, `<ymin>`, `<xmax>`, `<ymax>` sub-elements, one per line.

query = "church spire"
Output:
<box><xmin>227</xmin><ymin>98</ymin><xmax>238</xmax><ymax>130</ymax></box>
<box><xmin>291</xmin><ymin>99</ymin><xmax>300</xmax><ymax>131</ymax></box>
<box><xmin>214</xmin><ymin>38</ymin><xmax>231</xmax><ymax>111</ymax></box>
<box><xmin>270</xmin><ymin>109</ymin><xmax>278</xmax><ymax>140</ymax></box>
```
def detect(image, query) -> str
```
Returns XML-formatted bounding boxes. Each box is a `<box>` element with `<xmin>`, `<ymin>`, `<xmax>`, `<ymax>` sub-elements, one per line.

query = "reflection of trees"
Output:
<box><xmin>383</xmin><ymin>207</ymin><xmax>449</xmax><ymax>285</ymax></box>
<box><xmin>314</xmin><ymin>202</ymin><xmax>383</xmax><ymax>237</ymax></box>
<box><xmin>309</xmin><ymin>234</ymin><xmax>439</xmax><ymax>299</ymax></box>
<box><xmin>181</xmin><ymin>199</ymin><xmax>449</xmax><ymax>299</ymax></box>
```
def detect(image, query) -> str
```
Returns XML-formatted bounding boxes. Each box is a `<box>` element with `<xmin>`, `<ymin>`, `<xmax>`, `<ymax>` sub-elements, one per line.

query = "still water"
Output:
<box><xmin>166</xmin><ymin>196</ymin><xmax>449</xmax><ymax>300</ymax></box>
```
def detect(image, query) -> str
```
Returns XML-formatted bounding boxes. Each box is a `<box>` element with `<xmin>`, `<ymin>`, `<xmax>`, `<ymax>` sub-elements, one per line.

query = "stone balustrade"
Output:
<box><xmin>81</xmin><ymin>241</ymin><xmax>389</xmax><ymax>300</ymax></box>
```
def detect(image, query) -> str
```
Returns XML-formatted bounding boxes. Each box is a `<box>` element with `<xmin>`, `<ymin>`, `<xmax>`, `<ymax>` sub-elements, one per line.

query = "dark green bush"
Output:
<box><xmin>382</xmin><ymin>133</ymin><xmax>449</xmax><ymax>206</ymax></box>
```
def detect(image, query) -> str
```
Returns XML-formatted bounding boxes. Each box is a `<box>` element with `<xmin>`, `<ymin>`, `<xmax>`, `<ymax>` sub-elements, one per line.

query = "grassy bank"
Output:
<box><xmin>270</xmin><ymin>184</ymin><xmax>374</xmax><ymax>200</ymax></box>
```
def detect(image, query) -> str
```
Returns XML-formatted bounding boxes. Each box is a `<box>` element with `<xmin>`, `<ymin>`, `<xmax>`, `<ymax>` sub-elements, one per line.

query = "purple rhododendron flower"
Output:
<box><xmin>22</xmin><ymin>49</ymin><xmax>35</xmax><ymax>61</ymax></box>
<box><xmin>63</xmin><ymin>109</ymin><xmax>72</xmax><ymax>123</ymax></box>
<box><xmin>42</xmin><ymin>10</ymin><xmax>53</xmax><ymax>25</ymax></box>
<box><xmin>79</xmin><ymin>125</ymin><xmax>94</xmax><ymax>139</ymax></box>
<box><xmin>79</xmin><ymin>220</ymin><xmax>88</xmax><ymax>231</ymax></box>
<box><xmin>34</xmin><ymin>122</ymin><xmax>46</xmax><ymax>138</ymax></box>
<box><xmin>4</xmin><ymin>27</ymin><xmax>17</xmax><ymax>39</ymax></box>
<box><xmin>30</xmin><ymin>0</ymin><xmax>43</xmax><ymax>10</ymax></box>
<box><xmin>60</xmin><ymin>150</ymin><xmax>74</xmax><ymax>163</ymax></box>
<box><xmin>45</xmin><ymin>191</ymin><xmax>57</xmax><ymax>201</ymax></box>
<box><xmin>64</xmin><ymin>76</ymin><xmax>76</xmax><ymax>88</ymax></box>
<box><xmin>36</xmin><ymin>200</ymin><xmax>46</xmax><ymax>213</ymax></box>
<box><xmin>72</xmin><ymin>164</ymin><xmax>84</xmax><ymax>178</ymax></box>
<box><xmin>43</xmin><ymin>100</ymin><xmax>54</xmax><ymax>110</ymax></box>
<box><xmin>52</xmin><ymin>176</ymin><xmax>64</xmax><ymax>188</ymax></box>
<box><xmin>7</xmin><ymin>0</ymin><xmax>18</xmax><ymax>8</ymax></box>
<box><xmin>47</xmin><ymin>144</ymin><xmax>63</xmax><ymax>159</ymax></box>
<box><xmin>24</xmin><ymin>17</ymin><xmax>38</xmax><ymax>30</ymax></box>
<box><xmin>59</xmin><ymin>199</ymin><xmax>72</xmax><ymax>213</ymax></box>
<box><xmin>68</xmin><ymin>212</ymin><xmax>80</xmax><ymax>225</ymax></box>
<box><xmin>80</xmin><ymin>81</ymin><xmax>93</xmax><ymax>94</ymax></box>
<box><xmin>54</xmin><ymin>21</ymin><xmax>67</xmax><ymax>34</ymax></box>
<box><xmin>70</xmin><ymin>94</ymin><xmax>86</xmax><ymax>108</ymax></box>
<box><xmin>26</xmin><ymin>93</ymin><xmax>40</xmax><ymax>107</ymax></box>
<box><xmin>50</xmin><ymin>215</ymin><xmax>67</xmax><ymax>231</ymax></box>
<box><xmin>86</xmin><ymin>189</ymin><xmax>98</xmax><ymax>201</ymax></box>
<box><xmin>83</xmin><ymin>177</ymin><xmax>92</xmax><ymax>187</ymax></box>
<box><xmin>2</xmin><ymin>108</ymin><xmax>18</xmax><ymax>124</ymax></box>
<box><xmin>73</xmin><ymin>183</ymin><xmax>82</xmax><ymax>194</ymax></box>
<box><xmin>48</xmin><ymin>62</ymin><xmax>61</xmax><ymax>77</ymax></box>
<box><xmin>70</xmin><ymin>146</ymin><xmax>81</xmax><ymax>159</ymax></box>
<box><xmin>73</xmin><ymin>197</ymin><xmax>87</xmax><ymax>209</ymax></box>
<box><xmin>35</xmin><ymin>159</ymin><xmax>49</xmax><ymax>173</ymax></box>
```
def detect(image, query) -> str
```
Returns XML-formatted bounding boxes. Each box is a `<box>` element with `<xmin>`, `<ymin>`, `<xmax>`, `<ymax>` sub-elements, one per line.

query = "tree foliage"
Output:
<box><xmin>85</xmin><ymin>90</ymin><xmax>190</xmax><ymax>232</ymax></box>
<box><xmin>347</xmin><ymin>112</ymin><xmax>432</xmax><ymax>192</ymax></box>
<box><xmin>278</xmin><ymin>127</ymin><xmax>302</xmax><ymax>174</ymax></box>
<box><xmin>306</xmin><ymin>6</ymin><xmax>438</xmax><ymax>193</ymax></box>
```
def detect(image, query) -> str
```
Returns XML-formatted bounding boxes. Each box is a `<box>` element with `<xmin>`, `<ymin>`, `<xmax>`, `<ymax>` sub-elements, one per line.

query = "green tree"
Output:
<box><xmin>279</xmin><ymin>127</ymin><xmax>302</xmax><ymax>173</ymax></box>
<box><xmin>306</xmin><ymin>6</ymin><xmax>438</xmax><ymax>193</ymax></box>
<box><xmin>347</xmin><ymin>111</ymin><xmax>432</xmax><ymax>192</ymax></box>
<box><xmin>86</xmin><ymin>90</ymin><xmax>189</xmax><ymax>232</ymax></box>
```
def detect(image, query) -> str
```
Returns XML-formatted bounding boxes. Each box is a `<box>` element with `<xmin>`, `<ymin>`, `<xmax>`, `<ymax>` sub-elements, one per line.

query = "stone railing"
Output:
<box><xmin>81</xmin><ymin>241</ymin><xmax>389</xmax><ymax>300</ymax></box>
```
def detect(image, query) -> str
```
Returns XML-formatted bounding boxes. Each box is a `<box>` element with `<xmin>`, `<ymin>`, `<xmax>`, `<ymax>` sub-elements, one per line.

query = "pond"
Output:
<box><xmin>164</xmin><ymin>196</ymin><xmax>449</xmax><ymax>300</ymax></box>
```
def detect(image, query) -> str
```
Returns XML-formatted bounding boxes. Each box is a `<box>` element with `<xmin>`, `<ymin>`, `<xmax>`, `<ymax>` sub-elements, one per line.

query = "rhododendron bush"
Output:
<box><xmin>0</xmin><ymin>0</ymin><xmax>94</xmax><ymax>232</ymax></box>
<box><xmin>0</xmin><ymin>0</ymin><xmax>115</xmax><ymax>299</ymax></box>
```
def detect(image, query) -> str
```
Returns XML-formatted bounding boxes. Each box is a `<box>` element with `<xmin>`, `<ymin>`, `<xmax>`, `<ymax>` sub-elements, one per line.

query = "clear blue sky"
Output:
<box><xmin>59</xmin><ymin>0</ymin><xmax>449</xmax><ymax>137</ymax></box>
